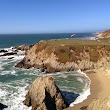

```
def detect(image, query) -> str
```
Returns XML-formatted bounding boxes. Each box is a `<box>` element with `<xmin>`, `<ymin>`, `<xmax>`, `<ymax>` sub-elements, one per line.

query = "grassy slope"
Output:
<box><xmin>47</xmin><ymin>39</ymin><xmax>110</xmax><ymax>45</ymax></box>
<box><xmin>37</xmin><ymin>39</ymin><xmax>110</xmax><ymax>63</ymax></box>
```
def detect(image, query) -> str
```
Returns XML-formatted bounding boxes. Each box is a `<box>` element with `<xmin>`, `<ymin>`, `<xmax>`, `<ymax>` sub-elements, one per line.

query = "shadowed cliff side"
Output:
<box><xmin>16</xmin><ymin>39</ymin><xmax>110</xmax><ymax>73</ymax></box>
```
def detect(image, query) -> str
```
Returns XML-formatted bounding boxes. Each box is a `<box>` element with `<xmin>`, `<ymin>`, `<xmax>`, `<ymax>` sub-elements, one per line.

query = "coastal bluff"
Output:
<box><xmin>96</xmin><ymin>29</ymin><xmax>110</xmax><ymax>39</ymax></box>
<box><xmin>16</xmin><ymin>39</ymin><xmax>110</xmax><ymax>73</ymax></box>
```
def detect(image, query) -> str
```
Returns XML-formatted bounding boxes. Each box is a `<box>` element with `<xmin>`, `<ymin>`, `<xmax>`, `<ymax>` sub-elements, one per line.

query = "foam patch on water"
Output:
<box><xmin>0</xmin><ymin>63</ymin><xmax>4</xmax><ymax>70</ymax></box>
<box><xmin>77</xmin><ymin>77</ymin><xmax>84</xmax><ymax>83</ymax></box>
<box><xmin>69</xmin><ymin>70</ymin><xmax>91</xmax><ymax>107</ymax></box>
<box><xmin>0</xmin><ymin>70</ymin><xmax>17</xmax><ymax>76</ymax></box>
<box><xmin>0</xmin><ymin>80</ymin><xmax>32</xmax><ymax>110</ymax></box>
<box><xmin>4</xmin><ymin>86</ymin><xmax>31</xmax><ymax>110</ymax></box>
<box><xmin>0</xmin><ymin>88</ymin><xmax>8</xmax><ymax>98</ymax></box>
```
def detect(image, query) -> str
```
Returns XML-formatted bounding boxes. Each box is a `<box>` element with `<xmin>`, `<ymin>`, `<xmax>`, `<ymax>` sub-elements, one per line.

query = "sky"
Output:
<box><xmin>0</xmin><ymin>0</ymin><xmax>110</xmax><ymax>34</ymax></box>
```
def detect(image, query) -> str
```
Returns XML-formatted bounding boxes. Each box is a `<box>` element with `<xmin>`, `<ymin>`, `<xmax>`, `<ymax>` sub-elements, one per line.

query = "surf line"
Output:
<box><xmin>69</xmin><ymin>69</ymin><xmax>91</xmax><ymax>107</ymax></box>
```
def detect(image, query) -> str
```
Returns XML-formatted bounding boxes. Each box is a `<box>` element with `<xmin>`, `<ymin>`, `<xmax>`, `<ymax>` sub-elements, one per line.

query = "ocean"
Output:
<box><xmin>0</xmin><ymin>33</ymin><xmax>93</xmax><ymax>110</ymax></box>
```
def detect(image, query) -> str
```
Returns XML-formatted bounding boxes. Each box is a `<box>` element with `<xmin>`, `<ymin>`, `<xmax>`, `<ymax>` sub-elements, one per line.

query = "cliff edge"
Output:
<box><xmin>16</xmin><ymin>39</ymin><xmax>110</xmax><ymax>73</ymax></box>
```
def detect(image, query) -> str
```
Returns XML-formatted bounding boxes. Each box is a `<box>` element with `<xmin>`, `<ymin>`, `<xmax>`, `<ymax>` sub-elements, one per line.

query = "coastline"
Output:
<box><xmin>65</xmin><ymin>69</ymin><xmax>110</xmax><ymax>110</ymax></box>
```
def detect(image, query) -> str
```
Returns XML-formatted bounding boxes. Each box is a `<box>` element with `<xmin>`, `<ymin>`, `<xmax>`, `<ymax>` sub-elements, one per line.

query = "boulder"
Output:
<box><xmin>0</xmin><ymin>50</ymin><xmax>8</xmax><ymax>53</ymax></box>
<box><xmin>23</xmin><ymin>76</ymin><xmax>69</xmax><ymax>110</ymax></box>
<box><xmin>8</xmin><ymin>57</ymin><xmax>14</xmax><ymax>59</ymax></box>
<box><xmin>15</xmin><ymin>45</ymin><xmax>29</xmax><ymax>51</ymax></box>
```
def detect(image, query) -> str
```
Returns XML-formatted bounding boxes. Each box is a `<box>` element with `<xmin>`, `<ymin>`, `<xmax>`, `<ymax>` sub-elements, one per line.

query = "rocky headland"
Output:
<box><xmin>95</xmin><ymin>29</ymin><xmax>110</xmax><ymax>39</ymax></box>
<box><xmin>16</xmin><ymin>39</ymin><xmax>110</xmax><ymax>73</ymax></box>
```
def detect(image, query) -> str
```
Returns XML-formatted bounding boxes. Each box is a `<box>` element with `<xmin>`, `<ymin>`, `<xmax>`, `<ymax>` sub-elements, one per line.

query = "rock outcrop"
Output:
<box><xmin>23</xmin><ymin>76</ymin><xmax>68</xmax><ymax>110</ymax></box>
<box><xmin>0</xmin><ymin>44</ymin><xmax>29</xmax><ymax>57</ymax></box>
<box><xmin>16</xmin><ymin>39</ymin><xmax>110</xmax><ymax>73</ymax></box>
<box><xmin>0</xmin><ymin>50</ymin><xmax>8</xmax><ymax>53</ymax></box>
<box><xmin>0</xmin><ymin>103</ymin><xmax>8</xmax><ymax>110</ymax></box>
<box><xmin>15</xmin><ymin>44</ymin><xmax>30</xmax><ymax>51</ymax></box>
<box><xmin>96</xmin><ymin>29</ymin><xmax>110</xmax><ymax>39</ymax></box>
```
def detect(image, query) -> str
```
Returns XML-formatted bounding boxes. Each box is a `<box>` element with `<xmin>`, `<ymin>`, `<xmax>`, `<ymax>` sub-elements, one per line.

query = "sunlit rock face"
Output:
<box><xmin>23</xmin><ymin>76</ymin><xmax>69</xmax><ymax>110</ymax></box>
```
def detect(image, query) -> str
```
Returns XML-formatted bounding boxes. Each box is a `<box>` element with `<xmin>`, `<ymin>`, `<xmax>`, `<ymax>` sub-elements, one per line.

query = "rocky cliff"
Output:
<box><xmin>23</xmin><ymin>76</ymin><xmax>68</xmax><ymax>110</ymax></box>
<box><xmin>16</xmin><ymin>39</ymin><xmax>110</xmax><ymax>73</ymax></box>
<box><xmin>96</xmin><ymin>29</ymin><xmax>110</xmax><ymax>39</ymax></box>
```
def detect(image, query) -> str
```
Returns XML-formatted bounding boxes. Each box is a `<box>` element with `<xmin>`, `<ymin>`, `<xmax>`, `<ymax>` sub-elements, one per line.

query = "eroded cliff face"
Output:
<box><xmin>16</xmin><ymin>40</ymin><xmax>110</xmax><ymax>73</ymax></box>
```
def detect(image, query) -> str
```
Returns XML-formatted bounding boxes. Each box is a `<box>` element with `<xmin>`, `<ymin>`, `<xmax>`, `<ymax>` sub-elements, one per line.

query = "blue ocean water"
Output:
<box><xmin>0</xmin><ymin>33</ymin><xmax>94</xmax><ymax>48</ymax></box>
<box><xmin>0</xmin><ymin>33</ymin><xmax>92</xmax><ymax>110</ymax></box>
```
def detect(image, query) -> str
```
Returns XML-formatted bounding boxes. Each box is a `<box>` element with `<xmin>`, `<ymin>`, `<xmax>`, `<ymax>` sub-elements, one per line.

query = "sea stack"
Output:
<box><xmin>23</xmin><ymin>76</ymin><xmax>69</xmax><ymax>110</ymax></box>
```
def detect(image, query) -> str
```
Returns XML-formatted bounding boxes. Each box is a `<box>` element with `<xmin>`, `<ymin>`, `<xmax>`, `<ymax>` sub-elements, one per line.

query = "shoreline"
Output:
<box><xmin>65</xmin><ymin>69</ymin><xmax>110</xmax><ymax>110</ymax></box>
<box><xmin>69</xmin><ymin>70</ymin><xmax>91</xmax><ymax>107</ymax></box>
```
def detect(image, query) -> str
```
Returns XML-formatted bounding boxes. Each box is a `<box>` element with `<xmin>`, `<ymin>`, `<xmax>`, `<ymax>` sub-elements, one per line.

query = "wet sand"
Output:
<box><xmin>65</xmin><ymin>69</ymin><xmax>110</xmax><ymax>110</ymax></box>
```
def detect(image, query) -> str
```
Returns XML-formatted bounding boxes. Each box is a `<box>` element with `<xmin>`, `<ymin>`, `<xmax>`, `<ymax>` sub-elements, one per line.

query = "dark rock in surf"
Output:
<box><xmin>15</xmin><ymin>45</ymin><xmax>29</xmax><ymax>51</ymax></box>
<box><xmin>8</xmin><ymin>57</ymin><xmax>14</xmax><ymax>59</ymax></box>
<box><xmin>0</xmin><ymin>52</ymin><xmax>17</xmax><ymax>57</ymax></box>
<box><xmin>0</xmin><ymin>103</ymin><xmax>8</xmax><ymax>110</ymax></box>
<box><xmin>0</xmin><ymin>50</ymin><xmax>8</xmax><ymax>53</ymax></box>
<box><xmin>23</xmin><ymin>76</ymin><xmax>69</xmax><ymax>110</ymax></box>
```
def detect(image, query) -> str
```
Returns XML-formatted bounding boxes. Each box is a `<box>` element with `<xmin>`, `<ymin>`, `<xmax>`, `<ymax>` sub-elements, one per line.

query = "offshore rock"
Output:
<box><xmin>23</xmin><ymin>76</ymin><xmax>68</xmax><ymax>110</ymax></box>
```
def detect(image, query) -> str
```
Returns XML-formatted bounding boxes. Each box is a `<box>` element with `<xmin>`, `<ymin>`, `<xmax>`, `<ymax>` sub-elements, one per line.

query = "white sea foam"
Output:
<box><xmin>0</xmin><ymin>69</ymin><xmax>17</xmax><ymax>76</ymax></box>
<box><xmin>0</xmin><ymin>88</ymin><xmax>8</xmax><ymax>98</ymax></box>
<box><xmin>77</xmin><ymin>77</ymin><xmax>84</xmax><ymax>83</ymax></box>
<box><xmin>5</xmin><ymin>86</ymin><xmax>31</xmax><ymax>110</ymax></box>
<box><xmin>69</xmin><ymin>69</ymin><xmax>91</xmax><ymax>107</ymax></box>
<box><xmin>0</xmin><ymin>80</ymin><xmax>32</xmax><ymax>110</ymax></box>
<box><xmin>0</xmin><ymin>47</ymin><xmax>25</xmax><ymax>61</ymax></box>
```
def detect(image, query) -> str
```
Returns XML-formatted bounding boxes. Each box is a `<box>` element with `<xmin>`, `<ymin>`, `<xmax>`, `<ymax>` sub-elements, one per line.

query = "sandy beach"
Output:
<box><xmin>65</xmin><ymin>69</ymin><xmax>110</xmax><ymax>110</ymax></box>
